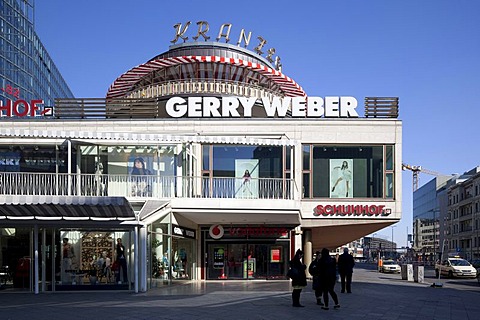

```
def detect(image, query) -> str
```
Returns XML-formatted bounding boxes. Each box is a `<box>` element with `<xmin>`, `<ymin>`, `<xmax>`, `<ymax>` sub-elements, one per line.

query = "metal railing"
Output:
<box><xmin>0</xmin><ymin>173</ymin><xmax>295</xmax><ymax>200</ymax></box>
<box><xmin>54</xmin><ymin>79</ymin><xmax>280</xmax><ymax>119</ymax></box>
<box><xmin>364</xmin><ymin>97</ymin><xmax>399</xmax><ymax>118</ymax></box>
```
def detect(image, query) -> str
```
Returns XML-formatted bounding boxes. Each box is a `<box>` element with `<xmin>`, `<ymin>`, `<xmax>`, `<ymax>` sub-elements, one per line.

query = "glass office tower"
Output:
<box><xmin>0</xmin><ymin>0</ymin><xmax>74</xmax><ymax>108</ymax></box>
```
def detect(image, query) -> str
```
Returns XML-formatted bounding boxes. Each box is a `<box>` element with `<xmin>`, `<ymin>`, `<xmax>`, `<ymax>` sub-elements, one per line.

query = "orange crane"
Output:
<box><xmin>402</xmin><ymin>163</ymin><xmax>447</xmax><ymax>191</ymax></box>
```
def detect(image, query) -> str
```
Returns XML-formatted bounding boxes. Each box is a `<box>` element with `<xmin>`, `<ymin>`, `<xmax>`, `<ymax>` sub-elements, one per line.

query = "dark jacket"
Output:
<box><xmin>309</xmin><ymin>258</ymin><xmax>321</xmax><ymax>289</ymax></box>
<box><xmin>289</xmin><ymin>256</ymin><xmax>307</xmax><ymax>287</ymax></box>
<box><xmin>318</xmin><ymin>254</ymin><xmax>337</xmax><ymax>287</ymax></box>
<box><xmin>338</xmin><ymin>252</ymin><xmax>355</xmax><ymax>275</ymax></box>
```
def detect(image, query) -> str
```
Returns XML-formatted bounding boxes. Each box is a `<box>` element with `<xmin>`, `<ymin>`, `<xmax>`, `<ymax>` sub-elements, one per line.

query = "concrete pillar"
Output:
<box><xmin>304</xmin><ymin>229</ymin><xmax>312</xmax><ymax>277</ymax></box>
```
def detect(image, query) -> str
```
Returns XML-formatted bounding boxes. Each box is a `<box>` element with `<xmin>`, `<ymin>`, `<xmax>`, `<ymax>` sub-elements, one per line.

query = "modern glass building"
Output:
<box><xmin>0</xmin><ymin>19</ymin><xmax>402</xmax><ymax>293</ymax></box>
<box><xmin>0</xmin><ymin>0</ymin><xmax>74</xmax><ymax>110</ymax></box>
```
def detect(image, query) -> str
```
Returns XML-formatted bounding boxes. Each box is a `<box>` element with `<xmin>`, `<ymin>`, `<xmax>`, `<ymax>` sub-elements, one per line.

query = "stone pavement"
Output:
<box><xmin>1</xmin><ymin>264</ymin><xmax>479</xmax><ymax>320</ymax></box>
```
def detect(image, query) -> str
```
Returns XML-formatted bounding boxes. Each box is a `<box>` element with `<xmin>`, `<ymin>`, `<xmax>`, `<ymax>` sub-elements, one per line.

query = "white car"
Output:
<box><xmin>435</xmin><ymin>257</ymin><xmax>477</xmax><ymax>279</ymax></box>
<box><xmin>380</xmin><ymin>260</ymin><xmax>401</xmax><ymax>273</ymax></box>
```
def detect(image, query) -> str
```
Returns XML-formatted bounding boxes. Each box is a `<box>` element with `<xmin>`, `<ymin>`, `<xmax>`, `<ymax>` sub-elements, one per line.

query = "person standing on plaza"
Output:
<box><xmin>308</xmin><ymin>251</ymin><xmax>323</xmax><ymax>306</ymax></box>
<box><xmin>116</xmin><ymin>238</ymin><xmax>128</xmax><ymax>284</ymax></box>
<box><xmin>338</xmin><ymin>247</ymin><xmax>355</xmax><ymax>293</ymax></box>
<box><xmin>318</xmin><ymin>248</ymin><xmax>340</xmax><ymax>310</ymax></box>
<box><xmin>288</xmin><ymin>249</ymin><xmax>307</xmax><ymax>307</ymax></box>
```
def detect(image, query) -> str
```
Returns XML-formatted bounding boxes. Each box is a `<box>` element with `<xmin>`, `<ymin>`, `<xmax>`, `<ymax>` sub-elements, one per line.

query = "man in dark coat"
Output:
<box><xmin>318</xmin><ymin>248</ymin><xmax>340</xmax><ymax>310</ymax></box>
<box><xmin>337</xmin><ymin>247</ymin><xmax>355</xmax><ymax>293</ymax></box>
<box><xmin>288</xmin><ymin>249</ymin><xmax>307</xmax><ymax>307</ymax></box>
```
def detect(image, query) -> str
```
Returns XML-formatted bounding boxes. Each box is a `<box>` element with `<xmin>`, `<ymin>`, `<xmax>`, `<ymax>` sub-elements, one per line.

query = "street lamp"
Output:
<box><xmin>391</xmin><ymin>225</ymin><xmax>396</xmax><ymax>259</ymax></box>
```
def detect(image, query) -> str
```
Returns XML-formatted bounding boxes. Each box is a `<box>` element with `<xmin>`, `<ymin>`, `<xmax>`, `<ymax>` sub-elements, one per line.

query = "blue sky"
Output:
<box><xmin>34</xmin><ymin>0</ymin><xmax>480</xmax><ymax>245</ymax></box>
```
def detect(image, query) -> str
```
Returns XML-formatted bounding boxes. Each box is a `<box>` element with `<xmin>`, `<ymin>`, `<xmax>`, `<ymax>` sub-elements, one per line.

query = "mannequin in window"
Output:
<box><xmin>97</xmin><ymin>251</ymin><xmax>112</xmax><ymax>283</ymax></box>
<box><xmin>61</xmin><ymin>238</ymin><xmax>75</xmax><ymax>284</ymax></box>
<box><xmin>116</xmin><ymin>238</ymin><xmax>128</xmax><ymax>284</ymax></box>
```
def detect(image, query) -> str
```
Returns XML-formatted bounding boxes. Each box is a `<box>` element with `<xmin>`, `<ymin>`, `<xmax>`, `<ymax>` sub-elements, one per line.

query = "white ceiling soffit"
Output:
<box><xmin>0</xmin><ymin>128</ymin><xmax>295</xmax><ymax>146</ymax></box>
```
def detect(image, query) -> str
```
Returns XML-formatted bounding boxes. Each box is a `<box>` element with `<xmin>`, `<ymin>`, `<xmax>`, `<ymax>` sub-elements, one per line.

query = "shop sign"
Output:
<box><xmin>173</xmin><ymin>225</ymin><xmax>196</xmax><ymax>239</ymax></box>
<box><xmin>208</xmin><ymin>225</ymin><xmax>290</xmax><ymax>239</ymax></box>
<box><xmin>209</xmin><ymin>224</ymin><xmax>224</xmax><ymax>240</ymax></box>
<box><xmin>171</xmin><ymin>21</ymin><xmax>282</xmax><ymax>71</ymax></box>
<box><xmin>0</xmin><ymin>98</ymin><xmax>52</xmax><ymax>117</ymax></box>
<box><xmin>228</xmin><ymin>226</ymin><xmax>289</xmax><ymax>238</ymax></box>
<box><xmin>166</xmin><ymin>96</ymin><xmax>359</xmax><ymax>118</ymax></box>
<box><xmin>313</xmin><ymin>204</ymin><xmax>392</xmax><ymax>217</ymax></box>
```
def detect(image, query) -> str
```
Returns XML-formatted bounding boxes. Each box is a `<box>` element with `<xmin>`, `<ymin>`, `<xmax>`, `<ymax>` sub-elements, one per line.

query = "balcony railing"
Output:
<box><xmin>0</xmin><ymin>173</ymin><xmax>295</xmax><ymax>200</ymax></box>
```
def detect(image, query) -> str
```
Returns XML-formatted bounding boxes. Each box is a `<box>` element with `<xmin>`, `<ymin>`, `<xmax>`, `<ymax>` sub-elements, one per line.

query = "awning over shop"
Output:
<box><xmin>0</xmin><ymin>128</ymin><xmax>295</xmax><ymax>146</ymax></box>
<box><xmin>0</xmin><ymin>195</ymin><xmax>135</xmax><ymax>221</ymax></box>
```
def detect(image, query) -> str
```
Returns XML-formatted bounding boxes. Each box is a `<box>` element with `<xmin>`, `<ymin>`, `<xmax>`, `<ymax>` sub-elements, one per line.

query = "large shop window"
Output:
<box><xmin>202</xmin><ymin>145</ymin><xmax>289</xmax><ymax>199</ymax></box>
<box><xmin>57</xmin><ymin>230</ymin><xmax>131</xmax><ymax>289</ymax></box>
<box><xmin>148</xmin><ymin>219</ymin><xmax>195</xmax><ymax>288</ymax></box>
<box><xmin>302</xmin><ymin>145</ymin><xmax>394</xmax><ymax>199</ymax></box>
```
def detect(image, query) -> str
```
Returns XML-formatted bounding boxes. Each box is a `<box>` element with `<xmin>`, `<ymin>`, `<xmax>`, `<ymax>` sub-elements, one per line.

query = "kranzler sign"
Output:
<box><xmin>166</xmin><ymin>96</ymin><xmax>359</xmax><ymax>118</ymax></box>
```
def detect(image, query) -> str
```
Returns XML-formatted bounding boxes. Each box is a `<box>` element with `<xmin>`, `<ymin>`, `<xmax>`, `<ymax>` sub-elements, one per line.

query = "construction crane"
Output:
<box><xmin>402</xmin><ymin>163</ymin><xmax>447</xmax><ymax>191</ymax></box>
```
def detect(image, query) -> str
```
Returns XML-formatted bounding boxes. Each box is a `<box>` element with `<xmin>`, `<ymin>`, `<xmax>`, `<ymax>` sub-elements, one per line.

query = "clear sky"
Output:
<box><xmin>34</xmin><ymin>0</ymin><xmax>480</xmax><ymax>246</ymax></box>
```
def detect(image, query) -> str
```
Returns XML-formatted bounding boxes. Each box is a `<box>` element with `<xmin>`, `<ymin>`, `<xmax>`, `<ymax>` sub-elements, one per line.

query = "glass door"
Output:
<box><xmin>206</xmin><ymin>242</ymin><xmax>289</xmax><ymax>280</ymax></box>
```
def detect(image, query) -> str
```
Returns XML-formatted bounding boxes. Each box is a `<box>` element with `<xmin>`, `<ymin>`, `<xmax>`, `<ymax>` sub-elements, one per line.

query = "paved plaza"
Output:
<box><xmin>1</xmin><ymin>264</ymin><xmax>479</xmax><ymax>320</ymax></box>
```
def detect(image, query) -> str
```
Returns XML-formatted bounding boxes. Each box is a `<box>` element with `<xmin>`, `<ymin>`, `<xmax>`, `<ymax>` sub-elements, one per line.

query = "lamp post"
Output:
<box><xmin>391</xmin><ymin>225</ymin><xmax>396</xmax><ymax>259</ymax></box>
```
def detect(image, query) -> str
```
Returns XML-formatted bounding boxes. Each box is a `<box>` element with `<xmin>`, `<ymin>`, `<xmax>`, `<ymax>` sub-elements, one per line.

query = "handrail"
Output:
<box><xmin>0</xmin><ymin>173</ymin><xmax>295</xmax><ymax>200</ymax></box>
<box><xmin>53</xmin><ymin>79</ymin><xmax>280</xmax><ymax>120</ymax></box>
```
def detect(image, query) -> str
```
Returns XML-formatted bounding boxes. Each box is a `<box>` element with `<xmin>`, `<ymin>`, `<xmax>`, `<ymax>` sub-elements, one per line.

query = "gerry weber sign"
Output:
<box><xmin>166</xmin><ymin>96</ymin><xmax>359</xmax><ymax>118</ymax></box>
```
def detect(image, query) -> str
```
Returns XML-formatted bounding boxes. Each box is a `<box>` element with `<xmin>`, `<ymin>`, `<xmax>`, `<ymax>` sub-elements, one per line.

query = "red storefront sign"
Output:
<box><xmin>0</xmin><ymin>99</ymin><xmax>50</xmax><ymax>117</ymax></box>
<box><xmin>313</xmin><ymin>204</ymin><xmax>391</xmax><ymax>217</ymax></box>
<box><xmin>228</xmin><ymin>226</ymin><xmax>289</xmax><ymax>238</ymax></box>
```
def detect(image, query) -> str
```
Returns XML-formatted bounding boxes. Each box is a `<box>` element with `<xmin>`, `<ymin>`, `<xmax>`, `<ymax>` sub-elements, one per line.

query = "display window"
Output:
<box><xmin>302</xmin><ymin>145</ymin><xmax>395</xmax><ymax>199</ymax></box>
<box><xmin>206</xmin><ymin>242</ymin><xmax>289</xmax><ymax>280</ymax></box>
<box><xmin>0</xmin><ymin>228</ymin><xmax>31</xmax><ymax>290</ymax></box>
<box><xmin>56</xmin><ymin>230</ymin><xmax>131</xmax><ymax>289</ymax></box>
<box><xmin>202</xmin><ymin>144</ymin><xmax>291</xmax><ymax>199</ymax></box>
<box><xmin>202</xmin><ymin>225</ymin><xmax>291</xmax><ymax>280</ymax></box>
<box><xmin>148</xmin><ymin>218</ymin><xmax>196</xmax><ymax>288</ymax></box>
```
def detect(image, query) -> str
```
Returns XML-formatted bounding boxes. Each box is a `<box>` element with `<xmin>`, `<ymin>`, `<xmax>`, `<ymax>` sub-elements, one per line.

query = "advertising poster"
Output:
<box><xmin>213</xmin><ymin>247</ymin><xmax>225</xmax><ymax>269</ymax></box>
<box><xmin>330</xmin><ymin>159</ymin><xmax>353</xmax><ymax>198</ymax></box>
<box><xmin>270</xmin><ymin>247</ymin><xmax>282</xmax><ymax>263</ymax></box>
<box><xmin>234</xmin><ymin>159</ymin><xmax>259</xmax><ymax>198</ymax></box>
<box><xmin>129</xmin><ymin>154</ymin><xmax>156</xmax><ymax>197</ymax></box>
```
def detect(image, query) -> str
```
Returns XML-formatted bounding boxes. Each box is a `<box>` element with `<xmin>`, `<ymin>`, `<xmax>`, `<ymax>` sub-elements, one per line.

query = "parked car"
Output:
<box><xmin>380</xmin><ymin>260</ymin><xmax>401</xmax><ymax>273</ymax></box>
<box><xmin>435</xmin><ymin>257</ymin><xmax>477</xmax><ymax>279</ymax></box>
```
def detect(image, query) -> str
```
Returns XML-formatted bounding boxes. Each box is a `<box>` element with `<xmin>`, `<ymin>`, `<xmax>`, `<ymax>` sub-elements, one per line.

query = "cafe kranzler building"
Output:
<box><xmin>0</xmin><ymin>21</ymin><xmax>402</xmax><ymax>293</ymax></box>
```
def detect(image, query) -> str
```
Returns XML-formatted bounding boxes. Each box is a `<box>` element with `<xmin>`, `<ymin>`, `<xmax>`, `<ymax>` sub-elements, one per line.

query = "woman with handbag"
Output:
<box><xmin>288</xmin><ymin>249</ymin><xmax>307</xmax><ymax>307</ymax></box>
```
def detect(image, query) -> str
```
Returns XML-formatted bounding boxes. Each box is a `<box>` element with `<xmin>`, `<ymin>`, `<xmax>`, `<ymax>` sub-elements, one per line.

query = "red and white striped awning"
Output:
<box><xmin>106</xmin><ymin>56</ymin><xmax>306</xmax><ymax>99</ymax></box>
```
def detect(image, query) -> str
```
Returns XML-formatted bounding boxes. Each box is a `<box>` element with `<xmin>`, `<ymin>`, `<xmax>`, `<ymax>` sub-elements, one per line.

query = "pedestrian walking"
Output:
<box><xmin>308</xmin><ymin>251</ymin><xmax>323</xmax><ymax>306</ymax></box>
<box><xmin>288</xmin><ymin>249</ymin><xmax>307</xmax><ymax>307</ymax></box>
<box><xmin>318</xmin><ymin>248</ymin><xmax>340</xmax><ymax>310</ymax></box>
<box><xmin>337</xmin><ymin>247</ymin><xmax>355</xmax><ymax>293</ymax></box>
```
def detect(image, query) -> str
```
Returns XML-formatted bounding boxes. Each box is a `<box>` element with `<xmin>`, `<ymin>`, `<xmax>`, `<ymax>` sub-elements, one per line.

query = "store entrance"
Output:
<box><xmin>206</xmin><ymin>242</ymin><xmax>288</xmax><ymax>280</ymax></box>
